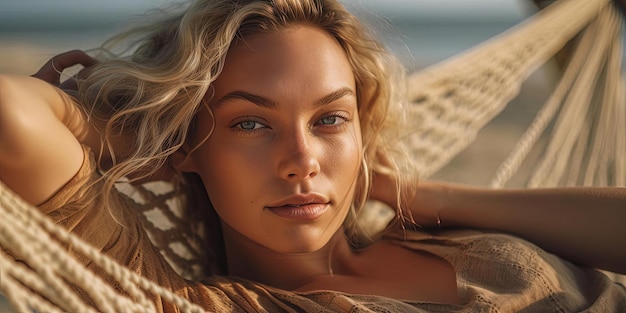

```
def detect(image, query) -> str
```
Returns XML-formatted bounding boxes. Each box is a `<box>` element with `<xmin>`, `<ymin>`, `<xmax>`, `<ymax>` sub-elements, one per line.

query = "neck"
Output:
<box><xmin>222</xmin><ymin>224</ymin><xmax>356</xmax><ymax>290</ymax></box>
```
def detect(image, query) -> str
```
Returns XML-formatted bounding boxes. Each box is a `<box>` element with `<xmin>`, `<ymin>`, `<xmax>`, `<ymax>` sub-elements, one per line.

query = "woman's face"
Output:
<box><xmin>187</xmin><ymin>25</ymin><xmax>362</xmax><ymax>254</ymax></box>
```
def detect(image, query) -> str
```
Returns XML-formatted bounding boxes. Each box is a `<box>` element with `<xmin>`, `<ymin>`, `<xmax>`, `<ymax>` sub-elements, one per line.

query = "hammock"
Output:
<box><xmin>0</xmin><ymin>0</ymin><xmax>624</xmax><ymax>311</ymax></box>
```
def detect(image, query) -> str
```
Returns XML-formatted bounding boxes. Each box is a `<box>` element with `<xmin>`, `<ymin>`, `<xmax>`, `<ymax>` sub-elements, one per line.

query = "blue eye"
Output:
<box><xmin>238</xmin><ymin>121</ymin><xmax>261</xmax><ymax>130</ymax></box>
<box><xmin>319</xmin><ymin>116</ymin><xmax>339</xmax><ymax>125</ymax></box>
<box><xmin>230</xmin><ymin>118</ymin><xmax>268</xmax><ymax>133</ymax></box>
<box><xmin>316</xmin><ymin>113</ymin><xmax>349</xmax><ymax>127</ymax></box>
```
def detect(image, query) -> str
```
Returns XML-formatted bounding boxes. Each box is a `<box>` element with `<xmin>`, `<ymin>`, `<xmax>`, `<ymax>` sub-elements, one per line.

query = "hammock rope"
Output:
<box><xmin>0</xmin><ymin>0</ymin><xmax>624</xmax><ymax>311</ymax></box>
<box><xmin>0</xmin><ymin>180</ymin><xmax>204</xmax><ymax>312</ymax></box>
<box><xmin>529</xmin><ymin>6</ymin><xmax>623</xmax><ymax>187</ymax></box>
<box><xmin>403</xmin><ymin>0</ymin><xmax>614</xmax><ymax>180</ymax></box>
<box><xmin>492</xmin><ymin>3</ymin><xmax>625</xmax><ymax>187</ymax></box>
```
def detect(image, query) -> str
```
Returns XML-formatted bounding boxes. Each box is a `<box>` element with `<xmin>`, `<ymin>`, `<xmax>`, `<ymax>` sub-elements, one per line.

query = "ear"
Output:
<box><xmin>170</xmin><ymin>146</ymin><xmax>197</xmax><ymax>173</ymax></box>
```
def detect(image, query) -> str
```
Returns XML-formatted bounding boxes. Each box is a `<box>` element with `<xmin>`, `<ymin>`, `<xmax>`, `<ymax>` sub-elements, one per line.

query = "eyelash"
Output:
<box><xmin>315</xmin><ymin>112</ymin><xmax>351</xmax><ymax>129</ymax></box>
<box><xmin>229</xmin><ymin>111</ymin><xmax>352</xmax><ymax>135</ymax></box>
<box><xmin>230</xmin><ymin>116</ymin><xmax>268</xmax><ymax>135</ymax></box>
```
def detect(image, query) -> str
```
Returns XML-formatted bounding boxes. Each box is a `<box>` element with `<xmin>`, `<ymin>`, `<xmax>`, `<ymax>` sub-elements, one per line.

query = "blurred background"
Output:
<box><xmin>0</xmin><ymin>0</ymin><xmax>536</xmax><ymax>70</ymax></box>
<box><xmin>0</xmin><ymin>1</ymin><xmax>558</xmax><ymax>309</ymax></box>
<box><xmin>0</xmin><ymin>0</ymin><xmax>556</xmax><ymax>187</ymax></box>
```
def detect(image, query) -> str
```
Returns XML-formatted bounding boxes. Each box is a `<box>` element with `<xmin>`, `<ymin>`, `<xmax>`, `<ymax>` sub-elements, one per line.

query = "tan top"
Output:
<box><xmin>39</xmin><ymin>146</ymin><xmax>626</xmax><ymax>312</ymax></box>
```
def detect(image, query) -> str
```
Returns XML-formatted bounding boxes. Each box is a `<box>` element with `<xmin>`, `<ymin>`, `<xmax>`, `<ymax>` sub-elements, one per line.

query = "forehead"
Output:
<box><xmin>210</xmin><ymin>25</ymin><xmax>356</xmax><ymax>101</ymax></box>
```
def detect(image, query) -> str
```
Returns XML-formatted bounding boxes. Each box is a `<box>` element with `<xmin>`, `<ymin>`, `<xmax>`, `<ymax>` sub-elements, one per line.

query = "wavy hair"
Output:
<box><xmin>78</xmin><ymin>0</ymin><xmax>414</xmax><ymax>273</ymax></box>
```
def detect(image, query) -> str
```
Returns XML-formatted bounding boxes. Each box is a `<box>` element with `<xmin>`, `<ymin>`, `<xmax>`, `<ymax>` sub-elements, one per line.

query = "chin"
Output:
<box><xmin>266</xmin><ymin>235</ymin><xmax>333</xmax><ymax>255</ymax></box>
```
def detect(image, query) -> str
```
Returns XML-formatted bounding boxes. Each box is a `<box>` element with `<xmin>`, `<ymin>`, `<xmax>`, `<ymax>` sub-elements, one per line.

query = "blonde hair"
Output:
<box><xmin>78</xmin><ymin>0</ymin><xmax>414</xmax><ymax>270</ymax></box>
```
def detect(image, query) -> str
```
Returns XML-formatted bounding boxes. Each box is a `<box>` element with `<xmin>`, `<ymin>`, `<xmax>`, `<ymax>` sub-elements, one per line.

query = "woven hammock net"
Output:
<box><xmin>0</xmin><ymin>0</ymin><xmax>624</xmax><ymax>311</ymax></box>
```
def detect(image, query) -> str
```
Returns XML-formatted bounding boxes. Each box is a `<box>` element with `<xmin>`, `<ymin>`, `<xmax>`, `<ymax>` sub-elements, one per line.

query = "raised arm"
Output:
<box><xmin>371</xmin><ymin>175</ymin><xmax>626</xmax><ymax>274</ymax></box>
<box><xmin>0</xmin><ymin>74</ymin><xmax>96</xmax><ymax>205</ymax></box>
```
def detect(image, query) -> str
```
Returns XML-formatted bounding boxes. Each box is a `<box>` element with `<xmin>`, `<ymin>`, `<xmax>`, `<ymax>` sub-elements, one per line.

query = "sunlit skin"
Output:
<box><xmin>179</xmin><ymin>25</ymin><xmax>459</xmax><ymax>302</ymax></box>
<box><xmin>182</xmin><ymin>25</ymin><xmax>362</xmax><ymax>286</ymax></box>
<box><xmin>3</xmin><ymin>3</ymin><xmax>625</xmax><ymax>307</ymax></box>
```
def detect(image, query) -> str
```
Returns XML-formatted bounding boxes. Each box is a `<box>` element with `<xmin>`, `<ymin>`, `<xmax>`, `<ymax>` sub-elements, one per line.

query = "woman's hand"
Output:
<box><xmin>370</xmin><ymin>173</ymin><xmax>447</xmax><ymax>228</ymax></box>
<box><xmin>31</xmin><ymin>50</ymin><xmax>97</xmax><ymax>90</ymax></box>
<box><xmin>30</xmin><ymin>50</ymin><xmax>177</xmax><ymax>184</ymax></box>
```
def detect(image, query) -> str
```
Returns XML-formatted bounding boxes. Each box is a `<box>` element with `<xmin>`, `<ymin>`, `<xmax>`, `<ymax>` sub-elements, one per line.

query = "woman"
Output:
<box><xmin>1</xmin><ymin>0</ymin><xmax>625</xmax><ymax>311</ymax></box>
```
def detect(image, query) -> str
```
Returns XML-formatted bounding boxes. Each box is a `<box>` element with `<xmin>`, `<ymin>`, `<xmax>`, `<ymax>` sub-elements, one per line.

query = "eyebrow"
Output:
<box><xmin>213</xmin><ymin>87</ymin><xmax>356</xmax><ymax>109</ymax></box>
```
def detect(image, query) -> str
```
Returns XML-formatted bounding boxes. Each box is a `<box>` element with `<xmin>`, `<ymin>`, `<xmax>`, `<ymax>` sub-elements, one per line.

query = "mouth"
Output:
<box><xmin>266</xmin><ymin>193</ymin><xmax>330</xmax><ymax>221</ymax></box>
<box><xmin>266</xmin><ymin>203</ymin><xmax>330</xmax><ymax>221</ymax></box>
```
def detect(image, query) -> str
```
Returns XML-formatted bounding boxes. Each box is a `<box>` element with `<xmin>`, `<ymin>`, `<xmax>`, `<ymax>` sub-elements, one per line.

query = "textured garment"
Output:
<box><xmin>39</xmin><ymin>146</ymin><xmax>626</xmax><ymax>312</ymax></box>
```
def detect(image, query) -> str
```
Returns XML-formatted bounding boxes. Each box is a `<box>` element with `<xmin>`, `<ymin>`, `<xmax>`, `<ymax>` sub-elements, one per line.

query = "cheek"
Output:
<box><xmin>346</xmin><ymin>120</ymin><xmax>363</xmax><ymax>168</ymax></box>
<box><xmin>194</xmin><ymin>133</ymin><xmax>268</xmax><ymax>207</ymax></box>
<box><xmin>327</xmin><ymin>126</ymin><xmax>363</xmax><ymax>187</ymax></box>
<box><xmin>191</xmin><ymin>141</ymin><xmax>255</xmax><ymax>194</ymax></box>
<box><xmin>190</xmin><ymin>109</ymin><xmax>215</xmax><ymax>148</ymax></box>
<box><xmin>334</xmin><ymin>138</ymin><xmax>361</xmax><ymax>173</ymax></box>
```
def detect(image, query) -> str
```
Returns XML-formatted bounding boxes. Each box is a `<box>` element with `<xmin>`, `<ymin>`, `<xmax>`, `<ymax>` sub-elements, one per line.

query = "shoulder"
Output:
<box><xmin>386</xmin><ymin>229</ymin><xmax>562</xmax><ymax>274</ymax></box>
<box><xmin>37</xmin><ymin>144</ymin><xmax>98</xmax><ymax>216</ymax></box>
<box><xmin>0</xmin><ymin>75</ymin><xmax>85</xmax><ymax>205</ymax></box>
<box><xmin>386</xmin><ymin>229</ymin><xmax>626</xmax><ymax>311</ymax></box>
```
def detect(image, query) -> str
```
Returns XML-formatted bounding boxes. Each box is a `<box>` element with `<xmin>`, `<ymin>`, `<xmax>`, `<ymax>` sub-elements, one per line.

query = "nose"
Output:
<box><xmin>277</xmin><ymin>128</ymin><xmax>321</xmax><ymax>181</ymax></box>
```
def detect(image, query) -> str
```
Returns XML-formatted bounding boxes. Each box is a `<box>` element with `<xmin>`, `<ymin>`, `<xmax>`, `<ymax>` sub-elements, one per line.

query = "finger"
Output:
<box><xmin>52</xmin><ymin>50</ymin><xmax>98</xmax><ymax>70</ymax></box>
<box><xmin>32</xmin><ymin>50</ymin><xmax>98</xmax><ymax>85</ymax></box>
<box><xmin>59</xmin><ymin>63</ymin><xmax>96</xmax><ymax>90</ymax></box>
<box><xmin>59</xmin><ymin>79</ymin><xmax>79</xmax><ymax>91</ymax></box>
<box><xmin>32</xmin><ymin>59</ymin><xmax>62</xmax><ymax>85</ymax></box>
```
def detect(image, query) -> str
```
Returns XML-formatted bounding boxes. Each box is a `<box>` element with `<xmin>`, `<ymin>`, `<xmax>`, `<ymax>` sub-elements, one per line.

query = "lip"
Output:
<box><xmin>266</xmin><ymin>193</ymin><xmax>330</xmax><ymax>221</ymax></box>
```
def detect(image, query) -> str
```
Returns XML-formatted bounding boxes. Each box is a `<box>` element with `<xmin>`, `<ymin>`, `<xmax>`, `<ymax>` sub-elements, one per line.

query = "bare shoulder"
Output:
<box><xmin>0</xmin><ymin>75</ymin><xmax>85</xmax><ymax>205</ymax></box>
